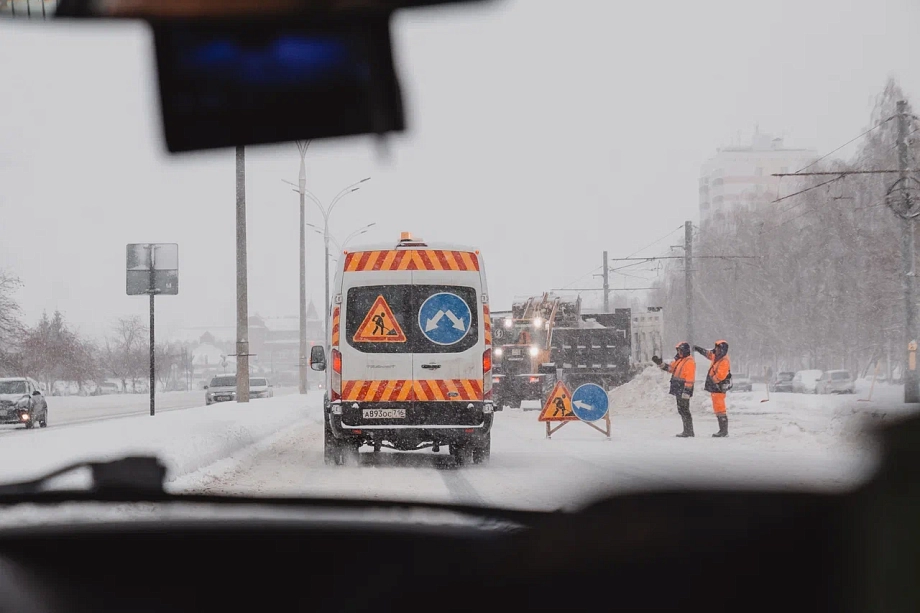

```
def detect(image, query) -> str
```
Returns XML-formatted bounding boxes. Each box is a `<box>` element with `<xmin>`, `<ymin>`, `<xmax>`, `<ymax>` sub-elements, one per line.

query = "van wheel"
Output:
<box><xmin>453</xmin><ymin>443</ymin><xmax>474</xmax><ymax>466</ymax></box>
<box><xmin>323</xmin><ymin>418</ymin><xmax>341</xmax><ymax>466</ymax></box>
<box><xmin>472</xmin><ymin>433</ymin><xmax>491</xmax><ymax>465</ymax></box>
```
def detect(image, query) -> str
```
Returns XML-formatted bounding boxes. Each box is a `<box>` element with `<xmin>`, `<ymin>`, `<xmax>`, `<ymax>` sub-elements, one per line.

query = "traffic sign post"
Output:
<box><xmin>126</xmin><ymin>243</ymin><xmax>178</xmax><ymax>416</ymax></box>
<box><xmin>540</xmin><ymin>381</ymin><xmax>611</xmax><ymax>439</ymax></box>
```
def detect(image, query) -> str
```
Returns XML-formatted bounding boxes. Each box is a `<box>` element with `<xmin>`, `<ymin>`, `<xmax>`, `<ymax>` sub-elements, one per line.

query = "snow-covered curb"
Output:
<box><xmin>169</xmin><ymin>420</ymin><xmax>312</xmax><ymax>492</ymax></box>
<box><xmin>0</xmin><ymin>393</ymin><xmax>323</xmax><ymax>486</ymax></box>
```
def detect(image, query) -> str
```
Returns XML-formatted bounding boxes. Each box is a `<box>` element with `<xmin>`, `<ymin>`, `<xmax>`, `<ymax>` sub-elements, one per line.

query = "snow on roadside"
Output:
<box><xmin>608</xmin><ymin>366</ymin><xmax>709</xmax><ymax>418</ymax></box>
<box><xmin>0</xmin><ymin>393</ymin><xmax>321</xmax><ymax>487</ymax></box>
<box><xmin>607</xmin><ymin>366</ymin><xmax>918</xmax><ymax>452</ymax></box>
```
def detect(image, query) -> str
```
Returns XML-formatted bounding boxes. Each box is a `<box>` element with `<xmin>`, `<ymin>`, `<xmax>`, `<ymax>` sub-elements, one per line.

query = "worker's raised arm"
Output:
<box><xmin>693</xmin><ymin>345</ymin><xmax>713</xmax><ymax>360</ymax></box>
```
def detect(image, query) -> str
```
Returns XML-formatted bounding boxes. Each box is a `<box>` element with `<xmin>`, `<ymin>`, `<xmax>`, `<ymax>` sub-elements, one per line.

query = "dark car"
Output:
<box><xmin>769</xmin><ymin>371</ymin><xmax>795</xmax><ymax>393</ymax></box>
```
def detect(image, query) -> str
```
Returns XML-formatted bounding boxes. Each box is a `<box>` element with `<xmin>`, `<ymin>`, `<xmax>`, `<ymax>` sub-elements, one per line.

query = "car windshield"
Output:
<box><xmin>0</xmin><ymin>1</ymin><xmax>914</xmax><ymax>518</ymax></box>
<box><xmin>0</xmin><ymin>382</ymin><xmax>27</xmax><ymax>395</ymax></box>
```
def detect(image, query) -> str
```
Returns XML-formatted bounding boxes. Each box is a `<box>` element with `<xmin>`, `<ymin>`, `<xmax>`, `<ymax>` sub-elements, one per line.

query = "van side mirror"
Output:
<box><xmin>310</xmin><ymin>346</ymin><xmax>326</xmax><ymax>371</ymax></box>
<box><xmin>204</xmin><ymin>385</ymin><xmax>208</xmax><ymax>390</ymax></box>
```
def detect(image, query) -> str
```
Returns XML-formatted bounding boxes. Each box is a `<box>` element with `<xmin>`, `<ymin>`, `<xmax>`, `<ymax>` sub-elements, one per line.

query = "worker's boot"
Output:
<box><xmin>712</xmin><ymin>414</ymin><xmax>728</xmax><ymax>438</ymax></box>
<box><xmin>676</xmin><ymin>413</ymin><xmax>694</xmax><ymax>437</ymax></box>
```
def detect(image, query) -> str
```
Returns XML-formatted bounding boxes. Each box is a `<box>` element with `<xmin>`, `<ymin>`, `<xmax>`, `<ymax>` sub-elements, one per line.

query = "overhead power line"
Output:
<box><xmin>795</xmin><ymin>115</ymin><xmax>895</xmax><ymax>174</ymax></box>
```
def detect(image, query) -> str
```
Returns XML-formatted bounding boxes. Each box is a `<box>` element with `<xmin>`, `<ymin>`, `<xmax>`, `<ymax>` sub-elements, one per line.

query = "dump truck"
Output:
<box><xmin>491</xmin><ymin>293</ymin><xmax>633</xmax><ymax>409</ymax></box>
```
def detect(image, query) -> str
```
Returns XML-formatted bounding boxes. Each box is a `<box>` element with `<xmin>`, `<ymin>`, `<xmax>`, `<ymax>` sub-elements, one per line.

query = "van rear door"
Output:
<box><xmin>411</xmin><ymin>273</ymin><xmax>483</xmax><ymax>404</ymax></box>
<box><xmin>340</xmin><ymin>281</ymin><xmax>415</xmax><ymax>404</ymax></box>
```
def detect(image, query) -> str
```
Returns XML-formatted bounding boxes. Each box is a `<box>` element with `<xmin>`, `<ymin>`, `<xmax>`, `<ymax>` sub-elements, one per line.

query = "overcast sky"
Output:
<box><xmin>1</xmin><ymin>0</ymin><xmax>918</xmax><ymax>341</ymax></box>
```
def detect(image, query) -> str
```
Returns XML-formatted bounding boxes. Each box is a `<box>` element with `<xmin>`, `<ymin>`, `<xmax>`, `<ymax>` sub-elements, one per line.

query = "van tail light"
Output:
<box><xmin>331</xmin><ymin>349</ymin><xmax>342</xmax><ymax>400</ymax></box>
<box><xmin>482</xmin><ymin>349</ymin><xmax>492</xmax><ymax>399</ymax></box>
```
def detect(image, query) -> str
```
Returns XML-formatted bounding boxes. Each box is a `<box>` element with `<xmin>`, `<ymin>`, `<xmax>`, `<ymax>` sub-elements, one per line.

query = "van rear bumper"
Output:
<box><xmin>329</xmin><ymin>400</ymin><xmax>493</xmax><ymax>439</ymax></box>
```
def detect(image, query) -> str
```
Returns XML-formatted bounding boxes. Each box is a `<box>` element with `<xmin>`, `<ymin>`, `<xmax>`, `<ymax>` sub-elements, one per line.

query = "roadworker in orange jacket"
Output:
<box><xmin>652</xmin><ymin>342</ymin><xmax>696</xmax><ymax>437</ymax></box>
<box><xmin>694</xmin><ymin>340</ymin><xmax>731</xmax><ymax>437</ymax></box>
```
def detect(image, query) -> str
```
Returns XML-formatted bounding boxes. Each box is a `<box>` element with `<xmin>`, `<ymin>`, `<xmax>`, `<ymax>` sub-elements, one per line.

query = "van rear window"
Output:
<box><xmin>345</xmin><ymin>285</ymin><xmax>479</xmax><ymax>354</ymax></box>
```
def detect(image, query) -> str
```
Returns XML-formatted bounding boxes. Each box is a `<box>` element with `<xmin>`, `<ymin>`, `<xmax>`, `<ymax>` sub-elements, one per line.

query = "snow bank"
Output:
<box><xmin>0</xmin><ymin>393</ymin><xmax>320</xmax><ymax>487</ymax></box>
<box><xmin>608</xmin><ymin>366</ymin><xmax>710</xmax><ymax>418</ymax></box>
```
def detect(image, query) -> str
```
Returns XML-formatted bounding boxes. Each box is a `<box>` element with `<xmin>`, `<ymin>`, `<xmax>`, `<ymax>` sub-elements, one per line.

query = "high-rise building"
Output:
<box><xmin>699</xmin><ymin>131</ymin><xmax>817</xmax><ymax>228</ymax></box>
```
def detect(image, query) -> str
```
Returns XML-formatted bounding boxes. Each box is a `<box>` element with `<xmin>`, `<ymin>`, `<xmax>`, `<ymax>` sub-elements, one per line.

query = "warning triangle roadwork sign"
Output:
<box><xmin>538</xmin><ymin>381</ymin><xmax>578</xmax><ymax>422</ymax></box>
<box><xmin>353</xmin><ymin>295</ymin><xmax>407</xmax><ymax>343</ymax></box>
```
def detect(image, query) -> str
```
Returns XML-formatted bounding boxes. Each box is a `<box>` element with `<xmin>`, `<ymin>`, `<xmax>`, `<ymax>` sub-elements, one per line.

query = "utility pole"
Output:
<box><xmin>685</xmin><ymin>220</ymin><xmax>693</xmax><ymax>347</ymax></box>
<box><xmin>149</xmin><ymin>245</ymin><xmax>156</xmax><ymax>416</ymax></box>
<box><xmin>897</xmin><ymin>100</ymin><xmax>919</xmax><ymax>403</ymax></box>
<box><xmin>236</xmin><ymin>145</ymin><xmax>250</xmax><ymax>403</ymax></box>
<box><xmin>602</xmin><ymin>251</ymin><xmax>610</xmax><ymax>312</ymax></box>
<box><xmin>297</xmin><ymin>141</ymin><xmax>309</xmax><ymax>395</ymax></box>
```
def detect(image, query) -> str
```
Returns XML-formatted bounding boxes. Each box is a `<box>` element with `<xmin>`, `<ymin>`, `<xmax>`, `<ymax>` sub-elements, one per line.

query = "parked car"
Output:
<box><xmin>730</xmin><ymin>373</ymin><xmax>753</xmax><ymax>392</ymax></box>
<box><xmin>769</xmin><ymin>371</ymin><xmax>795</xmax><ymax>393</ymax></box>
<box><xmin>93</xmin><ymin>381</ymin><xmax>120</xmax><ymax>395</ymax></box>
<box><xmin>792</xmin><ymin>370</ymin><xmax>823</xmax><ymax>394</ymax></box>
<box><xmin>205</xmin><ymin>375</ymin><xmax>237</xmax><ymax>405</ymax></box>
<box><xmin>816</xmin><ymin>369</ymin><xmax>855</xmax><ymax>394</ymax></box>
<box><xmin>250</xmin><ymin>378</ymin><xmax>274</xmax><ymax>399</ymax></box>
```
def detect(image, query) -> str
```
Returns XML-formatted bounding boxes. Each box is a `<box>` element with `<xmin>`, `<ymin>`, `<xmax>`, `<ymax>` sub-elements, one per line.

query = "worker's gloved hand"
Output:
<box><xmin>693</xmin><ymin>345</ymin><xmax>706</xmax><ymax>355</ymax></box>
<box><xmin>651</xmin><ymin>356</ymin><xmax>662</xmax><ymax>365</ymax></box>
<box><xmin>681</xmin><ymin>391</ymin><xmax>691</xmax><ymax>400</ymax></box>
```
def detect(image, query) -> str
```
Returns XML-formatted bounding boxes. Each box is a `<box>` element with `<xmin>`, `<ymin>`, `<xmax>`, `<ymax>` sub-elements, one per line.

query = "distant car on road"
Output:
<box><xmin>792</xmin><ymin>370</ymin><xmax>822</xmax><ymax>394</ymax></box>
<box><xmin>816</xmin><ymin>370</ymin><xmax>855</xmax><ymax>394</ymax></box>
<box><xmin>0</xmin><ymin>377</ymin><xmax>48</xmax><ymax>428</ymax></box>
<box><xmin>730</xmin><ymin>373</ymin><xmax>753</xmax><ymax>393</ymax></box>
<box><xmin>769</xmin><ymin>371</ymin><xmax>795</xmax><ymax>393</ymax></box>
<box><xmin>206</xmin><ymin>376</ymin><xmax>274</xmax><ymax>404</ymax></box>
<box><xmin>205</xmin><ymin>375</ymin><xmax>237</xmax><ymax>405</ymax></box>
<box><xmin>250</xmin><ymin>378</ymin><xmax>274</xmax><ymax>399</ymax></box>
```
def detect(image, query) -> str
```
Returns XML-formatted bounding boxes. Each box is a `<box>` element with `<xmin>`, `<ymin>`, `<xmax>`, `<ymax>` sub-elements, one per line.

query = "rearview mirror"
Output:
<box><xmin>310</xmin><ymin>345</ymin><xmax>326</xmax><ymax>371</ymax></box>
<box><xmin>203</xmin><ymin>385</ymin><xmax>208</xmax><ymax>389</ymax></box>
<box><xmin>151</xmin><ymin>15</ymin><xmax>405</xmax><ymax>152</ymax></box>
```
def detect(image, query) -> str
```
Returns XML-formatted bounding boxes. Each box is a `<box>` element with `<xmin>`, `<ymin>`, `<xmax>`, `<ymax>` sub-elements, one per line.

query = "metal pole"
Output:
<box><xmin>299</xmin><ymin>154</ymin><xmax>308</xmax><ymax>395</ymax></box>
<box><xmin>149</xmin><ymin>245</ymin><xmax>156</xmax><ymax>416</ymax></box>
<box><xmin>236</xmin><ymin>145</ymin><xmax>250</xmax><ymax>403</ymax></box>
<box><xmin>897</xmin><ymin>100</ymin><xmax>919</xmax><ymax>402</ymax></box>
<box><xmin>602</xmin><ymin>251</ymin><xmax>609</xmax><ymax>313</ymax></box>
<box><xmin>685</xmin><ymin>220</ymin><xmax>693</xmax><ymax>346</ymax></box>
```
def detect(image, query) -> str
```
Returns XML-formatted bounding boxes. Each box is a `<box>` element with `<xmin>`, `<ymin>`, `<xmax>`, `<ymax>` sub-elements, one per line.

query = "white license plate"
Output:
<box><xmin>362</xmin><ymin>408</ymin><xmax>406</xmax><ymax>419</ymax></box>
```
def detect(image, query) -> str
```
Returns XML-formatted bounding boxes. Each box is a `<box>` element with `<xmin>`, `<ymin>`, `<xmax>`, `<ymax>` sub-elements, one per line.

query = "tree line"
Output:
<box><xmin>654</xmin><ymin>78</ymin><xmax>916</xmax><ymax>381</ymax></box>
<box><xmin>0</xmin><ymin>274</ymin><xmax>193</xmax><ymax>394</ymax></box>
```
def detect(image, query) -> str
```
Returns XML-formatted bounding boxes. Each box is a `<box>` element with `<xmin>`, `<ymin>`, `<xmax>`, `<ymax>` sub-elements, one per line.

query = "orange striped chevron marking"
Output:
<box><xmin>344</xmin><ymin>250</ymin><xmax>480</xmax><ymax>272</ymax></box>
<box><xmin>331</xmin><ymin>306</ymin><xmax>341</xmax><ymax>346</ymax></box>
<box><xmin>341</xmin><ymin>379</ymin><xmax>484</xmax><ymax>402</ymax></box>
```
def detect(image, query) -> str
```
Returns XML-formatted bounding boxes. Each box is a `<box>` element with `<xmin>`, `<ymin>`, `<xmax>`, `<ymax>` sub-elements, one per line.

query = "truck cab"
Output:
<box><xmin>310</xmin><ymin>233</ymin><xmax>494</xmax><ymax>466</ymax></box>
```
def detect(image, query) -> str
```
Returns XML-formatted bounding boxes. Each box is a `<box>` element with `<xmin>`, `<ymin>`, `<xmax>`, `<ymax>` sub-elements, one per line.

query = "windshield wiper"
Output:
<box><xmin>0</xmin><ymin>455</ymin><xmax>167</xmax><ymax>497</ymax></box>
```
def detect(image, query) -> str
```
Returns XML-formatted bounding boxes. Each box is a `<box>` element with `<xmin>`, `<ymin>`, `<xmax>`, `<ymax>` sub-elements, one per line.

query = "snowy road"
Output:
<box><xmin>184</xmin><ymin>374</ymin><xmax>906</xmax><ymax>511</ymax></box>
<box><xmin>0</xmin><ymin>387</ymin><xmax>298</xmax><ymax>433</ymax></box>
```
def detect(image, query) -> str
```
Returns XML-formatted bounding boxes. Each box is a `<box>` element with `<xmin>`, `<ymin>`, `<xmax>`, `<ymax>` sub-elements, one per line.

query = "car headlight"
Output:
<box><xmin>529</xmin><ymin>345</ymin><xmax>539</xmax><ymax>357</ymax></box>
<box><xmin>533</xmin><ymin>317</ymin><xmax>543</xmax><ymax>329</ymax></box>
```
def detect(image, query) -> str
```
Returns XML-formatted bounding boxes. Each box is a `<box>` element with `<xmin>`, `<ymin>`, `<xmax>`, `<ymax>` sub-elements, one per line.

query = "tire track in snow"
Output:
<box><xmin>438</xmin><ymin>465</ymin><xmax>486</xmax><ymax>506</ymax></box>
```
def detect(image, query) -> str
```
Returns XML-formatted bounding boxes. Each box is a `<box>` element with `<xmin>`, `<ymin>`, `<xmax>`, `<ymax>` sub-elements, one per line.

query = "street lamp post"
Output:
<box><xmin>284</xmin><ymin>141</ymin><xmax>312</xmax><ymax>395</ymax></box>
<box><xmin>296</xmin><ymin>178</ymin><xmax>370</xmax><ymax>342</ymax></box>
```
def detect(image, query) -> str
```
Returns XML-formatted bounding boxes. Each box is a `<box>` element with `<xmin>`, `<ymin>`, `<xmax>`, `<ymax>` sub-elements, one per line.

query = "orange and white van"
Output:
<box><xmin>310</xmin><ymin>233</ymin><xmax>494</xmax><ymax>466</ymax></box>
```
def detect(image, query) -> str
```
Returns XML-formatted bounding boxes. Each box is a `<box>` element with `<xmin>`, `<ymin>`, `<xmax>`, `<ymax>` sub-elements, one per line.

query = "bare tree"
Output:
<box><xmin>105</xmin><ymin>316</ymin><xmax>147</xmax><ymax>392</ymax></box>
<box><xmin>0</xmin><ymin>271</ymin><xmax>24</xmax><ymax>374</ymax></box>
<box><xmin>658</xmin><ymin>78</ymin><xmax>916</xmax><ymax>380</ymax></box>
